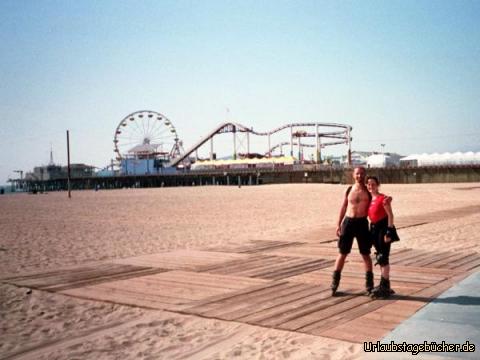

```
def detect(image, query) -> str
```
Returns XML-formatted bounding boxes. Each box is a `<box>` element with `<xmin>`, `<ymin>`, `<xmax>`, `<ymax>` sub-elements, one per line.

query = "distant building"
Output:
<box><xmin>120</xmin><ymin>158</ymin><xmax>176</xmax><ymax>175</ymax></box>
<box><xmin>350</xmin><ymin>151</ymin><xmax>370</xmax><ymax>166</ymax></box>
<box><xmin>366</xmin><ymin>153</ymin><xmax>403</xmax><ymax>168</ymax></box>
<box><xmin>25</xmin><ymin>163</ymin><xmax>95</xmax><ymax>180</ymax></box>
<box><xmin>25</xmin><ymin>164</ymin><xmax>62</xmax><ymax>181</ymax></box>
<box><xmin>336</xmin><ymin>151</ymin><xmax>404</xmax><ymax>167</ymax></box>
<box><xmin>67</xmin><ymin>164</ymin><xmax>95</xmax><ymax>178</ymax></box>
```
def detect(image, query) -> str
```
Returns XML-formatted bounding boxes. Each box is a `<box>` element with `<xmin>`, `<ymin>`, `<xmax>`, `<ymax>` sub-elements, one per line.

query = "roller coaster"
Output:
<box><xmin>168</xmin><ymin>121</ymin><xmax>352</xmax><ymax>167</ymax></box>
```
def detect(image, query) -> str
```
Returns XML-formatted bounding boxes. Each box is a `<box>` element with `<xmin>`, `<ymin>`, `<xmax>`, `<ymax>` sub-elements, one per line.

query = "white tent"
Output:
<box><xmin>400</xmin><ymin>152</ymin><xmax>480</xmax><ymax>166</ymax></box>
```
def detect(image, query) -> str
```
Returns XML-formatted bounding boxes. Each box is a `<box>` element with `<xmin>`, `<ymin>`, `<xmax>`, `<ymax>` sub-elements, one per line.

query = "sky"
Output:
<box><xmin>1</xmin><ymin>0</ymin><xmax>480</xmax><ymax>183</ymax></box>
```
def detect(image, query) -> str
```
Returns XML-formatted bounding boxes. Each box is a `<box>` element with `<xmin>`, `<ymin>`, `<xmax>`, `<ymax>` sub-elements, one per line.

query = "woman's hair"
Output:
<box><xmin>366</xmin><ymin>176</ymin><xmax>380</xmax><ymax>185</ymax></box>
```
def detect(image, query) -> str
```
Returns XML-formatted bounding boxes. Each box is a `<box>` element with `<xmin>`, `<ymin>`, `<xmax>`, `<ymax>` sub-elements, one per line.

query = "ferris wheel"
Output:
<box><xmin>113</xmin><ymin>110</ymin><xmax>181</xmax><ymax>161</ymax></box>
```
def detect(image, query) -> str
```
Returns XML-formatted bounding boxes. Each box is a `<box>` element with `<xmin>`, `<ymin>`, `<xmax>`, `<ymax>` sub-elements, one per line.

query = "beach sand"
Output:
<box><xmin>1</xmin><ymin>183</ymin><xmax>479</xmax><ymax>359</ymax></box>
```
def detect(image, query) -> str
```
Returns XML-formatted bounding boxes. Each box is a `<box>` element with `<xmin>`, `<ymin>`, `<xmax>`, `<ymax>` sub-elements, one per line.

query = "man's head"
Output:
<box><xmin>353</xmin><ymin>166</ymin><xmax>366</xmax><ymax>184</ymax></box>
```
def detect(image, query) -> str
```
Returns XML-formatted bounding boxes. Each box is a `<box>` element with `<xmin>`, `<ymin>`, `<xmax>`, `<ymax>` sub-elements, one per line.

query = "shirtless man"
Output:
<box><xmin>331</xmin><ymin>166</ymin><xmax>374</xmax><ymax>296</ymax></box>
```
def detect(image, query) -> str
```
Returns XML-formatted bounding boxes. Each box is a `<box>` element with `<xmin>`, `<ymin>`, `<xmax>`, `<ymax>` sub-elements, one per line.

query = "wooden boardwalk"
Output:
<box><xmin>2</xmin><ymin>204</ymin><xmax>480</xmax><ymax>347</ymax></box>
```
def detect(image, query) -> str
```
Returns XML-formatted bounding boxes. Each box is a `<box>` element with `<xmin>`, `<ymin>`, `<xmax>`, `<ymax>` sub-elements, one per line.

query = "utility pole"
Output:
<box><xmin>67</xmin><ymin>130</ymin><xmax>71</xmax><ymax>198</ymax></box>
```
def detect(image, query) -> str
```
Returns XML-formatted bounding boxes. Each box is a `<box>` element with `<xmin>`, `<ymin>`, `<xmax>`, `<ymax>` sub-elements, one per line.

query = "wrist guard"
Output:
<box><xmin>386</xmin><ymin>226</ymin><xmax>400</xmax><ymax>242</ymax></box>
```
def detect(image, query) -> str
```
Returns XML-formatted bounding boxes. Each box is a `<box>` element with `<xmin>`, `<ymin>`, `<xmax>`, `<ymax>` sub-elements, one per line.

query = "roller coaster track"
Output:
<box><xmin>268</xmin><ymin>140</ymin><xmax>349</xmax><ymax>155</ymax></box>
<box><xmin>169</xmin><ymin>122</ymin><xmax>352</xmax><ymax>167</ymax></box>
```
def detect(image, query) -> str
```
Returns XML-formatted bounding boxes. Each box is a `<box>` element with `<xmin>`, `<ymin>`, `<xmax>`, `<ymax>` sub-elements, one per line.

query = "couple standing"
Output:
<box><xmin>331</xmin><ymin>166</ymin><xmax>399</xmax><ymax>298</ymax></box>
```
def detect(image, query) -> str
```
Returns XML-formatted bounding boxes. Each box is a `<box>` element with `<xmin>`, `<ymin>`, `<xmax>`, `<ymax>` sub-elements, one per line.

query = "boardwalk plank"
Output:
<box><xmin>413</xmin><ymin>251</ymin><xmax>457</xmax><ymax>267</ymax></box>
<box><xmin>277</xmin><ymin>294</ymin><xmax>371</xmax><ymax>331</ymax></box>
<box><xmin>62</xmin><ymin>271</ymin><xmax>269</xmax><ymax>311</ymax></box>
<box><xmin>184</xmin><ymin>281</ymin><xmax>287</xmax><ymax>310</ymax></box>
<box><xmin>113</xmin><ymin>250</ymin><xmax>247</xmax><ymax>270</ymax></box>
<box><xmin>249</xmin><ymin>289</ymin><xmax>359</xmax><ymax>328</ymax></box>
<box><xmin>320</xmin><ymin>320</ymin><xmax>390</xmax><ymax>343</ymax></box>
<box><xmin>255</xmin><ymin>260</ymin><xmax>334</xmax><ymax>280</ymax></box>
<box><xmin>210</xmin><ymin>284</ymin><xmax>325</xmax><ymax>321</ymax></box>
<box><xmin>185</xmin><ymin>281</ymin><xmax>296</xmax><ymax>316</ymax></box>
<box><xmin>197</xmin><ymin>254</ymin><xmax>272</xmax><ymax>273</ymax></box>
<box><xmin>392</xmin><ymin>250</ymin><xmax>433</xmax><ymax>266</ymax></box>
<box><xmin>3</xmin><ymin>263</ymin><xmax>166</xmax><ymax>291</ymax></box>
<box><xmin>391</xmin><ymin>264</ymin><xmax>463</xmax><ymax>276</ymax></box>
<box><xmin>303</xmin><ymin>297</ymin><xmax>407</xmax><ymax>335</ymax></box>
<box><xmin>206</xmin><ymin>241</ymin><xmax>305</xmax><ymax>254</ymax></box>
<box><xmin>400</xmin><ymin>251</ymin><xmax>454</xmax><ymax>267</ymax></box>
<box><xmin>235</xmin><ymin>288</ymin><xmax>334</xmax><ymax>323</ymax></box>
<box><xmin>199</xmin><ymin>283</ymin><xmax>308</xmax><ymax>318</ymax></box>
<box><xmin>425</xmin><ymin>251</ymin><xmax>476</xmax><ymax>269</ymax></box>
<box><xmin>445</xmin><ymin>253</ymin><xmax>480</xmax><ymax>268</ymax></box>
<box><xmin>205</xmin><ymin>255</ymin><xmax>281</xmax><ymax>275</ymax></box>
<box><xmin>450</xmin><ymin>257</ymin><xmax>480</xmax><ymax>272</ymax></box>
<box><xmin>229</xmin><ymin>257</ymin><xmax>312</xmax><ymax>277</ymax></box>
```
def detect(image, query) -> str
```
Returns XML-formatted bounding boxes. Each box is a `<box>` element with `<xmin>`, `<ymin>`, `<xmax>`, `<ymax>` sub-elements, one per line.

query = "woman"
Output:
<box><xmin>366</xmin><ymin>176</ymin><xmax>399</xmax><ymax>298</ymax></box>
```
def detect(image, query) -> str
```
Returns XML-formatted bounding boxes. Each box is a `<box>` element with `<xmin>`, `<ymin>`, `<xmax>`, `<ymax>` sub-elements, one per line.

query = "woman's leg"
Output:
<box><xmin>381</xmin><ymin>264</ymin><xmax>390</xmax><ymax>279</ymax></box>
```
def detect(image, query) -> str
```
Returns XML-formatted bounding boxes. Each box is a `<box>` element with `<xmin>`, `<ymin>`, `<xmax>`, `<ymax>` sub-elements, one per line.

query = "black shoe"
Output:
<box><xmin>365</xmin><ymin>271</ymin><xmax>374</xmax><ymax>294</ymax></box>
<box><xmin>331</xmin><ymin>271</ymin><xmax>341</xmax><ymax>296</ymax></box>
<box><xmin>370</xmin><ymin>277</ymin><xmax>391</xmax><ymax>299</ymax></box>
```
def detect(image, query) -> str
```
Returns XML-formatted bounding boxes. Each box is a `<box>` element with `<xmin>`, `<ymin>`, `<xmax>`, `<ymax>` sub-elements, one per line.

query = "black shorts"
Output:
<box><xmin>338</xmin><ymin>217</ymin><xmax>371</xmax><ymax>255</ymax></box>
<box><xmin>370</xmin><ymin>218</ymin><xmax>391</xmax><ymax>265</ymax></box>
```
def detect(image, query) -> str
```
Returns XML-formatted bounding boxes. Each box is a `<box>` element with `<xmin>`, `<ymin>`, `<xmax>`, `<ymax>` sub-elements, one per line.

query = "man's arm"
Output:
<box><xmin>336</xmin><ymin>190</ymin><xmax>349</xmax><ymax>237</ymax></box>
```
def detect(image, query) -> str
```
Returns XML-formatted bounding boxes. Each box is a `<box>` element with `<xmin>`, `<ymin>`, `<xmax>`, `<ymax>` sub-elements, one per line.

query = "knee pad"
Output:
<box><xmin>375</xmin><ymin>252</ymin><xmax>389</xmax><ymax>266</ymax></box>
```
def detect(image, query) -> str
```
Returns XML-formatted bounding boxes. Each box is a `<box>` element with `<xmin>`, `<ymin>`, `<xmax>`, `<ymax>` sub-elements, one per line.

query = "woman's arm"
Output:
<box><xmin>384</xmin><ymin>200</ymin><xmax>394</xmax><ymax>227</ymax></box>
<box><xmin>383</xmin><ymin>198</ymin><xmax>394</xmax><ymax>243</ymax></box>
<box><xmin>382</xmin><ymin>194</ymin><xmax>401</xmax><ymax>243</ymax></box>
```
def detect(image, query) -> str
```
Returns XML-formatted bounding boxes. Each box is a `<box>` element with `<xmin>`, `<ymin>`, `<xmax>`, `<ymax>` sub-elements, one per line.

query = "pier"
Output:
<box><xmin>9</xmin><ymin>164</ymin><xmax>480</xmax><ymax>193</ymax></box>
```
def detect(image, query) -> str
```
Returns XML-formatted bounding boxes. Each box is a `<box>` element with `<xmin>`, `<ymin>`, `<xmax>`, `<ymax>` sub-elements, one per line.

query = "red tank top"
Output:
<box><xmin>368</xmin><ymin>194</ymin><xmax>388</xmax><ymax>224</ymax></box>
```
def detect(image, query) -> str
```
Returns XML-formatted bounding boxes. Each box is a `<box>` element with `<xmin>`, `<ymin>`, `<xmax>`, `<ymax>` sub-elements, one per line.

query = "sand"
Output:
<box><xmin>1</xmin><ymin>183</ymin><xmax>479</xmax><ymax>359</ymax></box>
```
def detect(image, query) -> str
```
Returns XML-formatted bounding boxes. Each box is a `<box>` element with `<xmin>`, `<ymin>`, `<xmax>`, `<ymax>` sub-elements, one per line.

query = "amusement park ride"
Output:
<box><xmin>113</xmin><ymin>110</ymin><xmax>184</xmax><ymax>167</ymax></box>
<box><xmin>112</xmin><ymin>110</ymin><xmax>353</xmax><ymax>174</ymax></box>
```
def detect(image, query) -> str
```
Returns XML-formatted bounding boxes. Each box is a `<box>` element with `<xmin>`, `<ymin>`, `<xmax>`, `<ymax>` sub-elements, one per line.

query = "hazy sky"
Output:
<box><xmin>1</xmin><ymin>0</ymin><xmax>479</xmax><ymax>183</ymax></box>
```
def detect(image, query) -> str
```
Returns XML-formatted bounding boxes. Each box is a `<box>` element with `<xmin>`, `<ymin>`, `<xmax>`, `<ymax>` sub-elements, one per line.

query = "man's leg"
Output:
<box><xmin>361</xmin><ymin>254</ymin><xmax>373</xmax><ymax>272</ymax></box>
<box><xmin>362</xmin><ymin>254</ymin><xmax>374</xmax><ymax>294</ymax></box>
<box><xmin>331</xmin><ymin>253</ymin><xmax>347</xmax><ymax>295</ymax></box>
<box><xmin>332</xmin><ymin>218</ymin><xmax>353</xmax><ymax>296</ymax></box>
<box><xmin>359</xmin><ymin>219</ymin><xmax>374</xmax><ymax>294</ymax></box>
<box><xmin>334</xmin><ymin>253</ymin><xmax>348</xmax><ymax>272</ymax></box>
